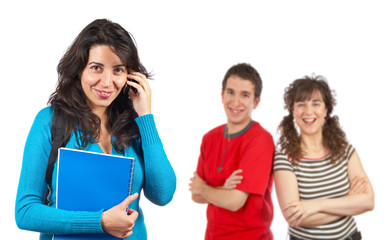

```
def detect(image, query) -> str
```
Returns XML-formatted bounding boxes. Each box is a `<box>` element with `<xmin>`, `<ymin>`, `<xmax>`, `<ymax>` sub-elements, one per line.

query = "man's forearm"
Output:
<box><xmin>200</xmin><ymin>184</ymin><xmax>248</xmax><ymax>212</ymax></box>
<box><xmin>192</xmin><ymin>193</ymin><xmax>208</xmax><ymax>204</ymax></box>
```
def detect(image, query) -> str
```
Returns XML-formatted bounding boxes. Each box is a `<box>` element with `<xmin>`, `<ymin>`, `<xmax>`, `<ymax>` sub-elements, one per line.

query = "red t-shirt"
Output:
<box><xmin>197</xmin><ymin>122</ymin><xmax>274</xmax><ymax>240</ymax></box>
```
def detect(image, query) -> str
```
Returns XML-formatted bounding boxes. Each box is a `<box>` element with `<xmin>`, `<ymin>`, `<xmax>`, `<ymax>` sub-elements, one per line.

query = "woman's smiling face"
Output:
<box><xmin>80</xmin><ymin>45</ymin><xmax>128</xmax><ymax>114</ymax></box>
<box><xmin>293</xmin><ymin>90</ymin><xmax>328</xmax><ymax>137</ymax></box>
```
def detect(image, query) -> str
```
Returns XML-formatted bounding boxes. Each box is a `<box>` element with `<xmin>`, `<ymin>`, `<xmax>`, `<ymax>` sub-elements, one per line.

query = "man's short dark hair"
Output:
<box><xmin>222</xmin><ymin>63</ymin><xmax>262</xmax><ymax>98</ymax></box>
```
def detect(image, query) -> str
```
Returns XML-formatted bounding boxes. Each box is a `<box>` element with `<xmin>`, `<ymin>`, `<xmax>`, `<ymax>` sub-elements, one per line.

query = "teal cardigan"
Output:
<box><xmin>15</xmin><ymin>107</ymin><xmax>176</xmax><ymax>240</ymax></box>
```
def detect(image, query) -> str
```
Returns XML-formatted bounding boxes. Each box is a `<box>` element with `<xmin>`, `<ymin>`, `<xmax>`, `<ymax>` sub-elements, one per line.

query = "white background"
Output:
<box><xmin>1</xmin><ymin>1</ymin><xmax>388</xmax><ymax>239</ymax></box>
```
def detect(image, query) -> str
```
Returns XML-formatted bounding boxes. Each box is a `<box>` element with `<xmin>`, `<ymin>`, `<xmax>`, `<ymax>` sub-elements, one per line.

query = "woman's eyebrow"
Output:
<box><xmin>113</xmin><ymin>64</ymin><xmax>126</xmax><ymax>68</ymax></box>
<box><xmin>87</xmin><ymin>62</ymin><xmax>126</xmax><ymax>68</ymax></box>
<box><xmin>88</xmin><ymin>62</ymin><xmax>104</xmax><ymax>66</ymax></box>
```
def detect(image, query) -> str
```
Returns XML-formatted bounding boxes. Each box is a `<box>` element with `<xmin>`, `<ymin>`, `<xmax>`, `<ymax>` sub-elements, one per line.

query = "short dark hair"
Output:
<box><xmin>222</xmin><ymin>63</ymin><xmax>262</xmax><ymax>98</ymax></box>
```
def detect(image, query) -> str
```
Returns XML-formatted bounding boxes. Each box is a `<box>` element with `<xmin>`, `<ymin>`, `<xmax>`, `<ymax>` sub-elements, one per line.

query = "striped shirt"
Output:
<box><xmin>273</xmin><ymin>144</ymin><xmax>357</xmax><ymax>240</ymax></box>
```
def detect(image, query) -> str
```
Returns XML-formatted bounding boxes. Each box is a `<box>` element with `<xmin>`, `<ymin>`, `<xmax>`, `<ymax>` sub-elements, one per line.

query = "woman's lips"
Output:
<box><xmin>96</xmin><ymin>89</ymin><xmax>112</xmax><ymax>98</ymax></box>
<box><xmin>303</xmin><ymin>118</ymin><xmax>316</xmax><ymax>124</ymax></box>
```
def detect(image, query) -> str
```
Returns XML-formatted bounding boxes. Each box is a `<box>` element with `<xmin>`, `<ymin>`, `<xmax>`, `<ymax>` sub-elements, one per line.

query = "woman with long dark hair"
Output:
<box><xmin>273</xmin><ymin>75</ymin><xmax>374</xmax><ymax>240</ymax></box>
<box><xmin>15</xmin><ymin>19</ymin><xmax>176</xmax><ymax>240</ymax></box>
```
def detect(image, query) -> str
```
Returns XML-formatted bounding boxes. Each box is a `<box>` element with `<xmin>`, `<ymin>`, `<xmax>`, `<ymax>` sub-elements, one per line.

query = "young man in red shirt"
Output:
<box><xmin>189</xmin><ymin>63</ymin><xmax>274</xmax><ymax>239</ymax></box>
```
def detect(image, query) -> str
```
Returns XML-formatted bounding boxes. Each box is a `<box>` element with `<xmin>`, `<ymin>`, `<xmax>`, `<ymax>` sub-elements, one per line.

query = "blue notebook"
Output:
<box><xmin>54</xmin><ymin>148</ymin><xmax>135</xmax><ymax>240</ymax></box>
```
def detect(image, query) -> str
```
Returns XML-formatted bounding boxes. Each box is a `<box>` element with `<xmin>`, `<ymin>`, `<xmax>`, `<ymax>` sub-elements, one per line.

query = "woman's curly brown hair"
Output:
<box><xmin>277</xmin><ymin>75</ymin><xmax>348</xmax><ymax>164</ymax></box>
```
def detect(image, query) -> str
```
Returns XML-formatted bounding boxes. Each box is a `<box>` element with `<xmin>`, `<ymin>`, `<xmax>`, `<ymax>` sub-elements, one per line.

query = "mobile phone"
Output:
<box><xmin>127</xmin><ymin>78</ymin><xmax>139</xmax><ymax>95</ymax></box>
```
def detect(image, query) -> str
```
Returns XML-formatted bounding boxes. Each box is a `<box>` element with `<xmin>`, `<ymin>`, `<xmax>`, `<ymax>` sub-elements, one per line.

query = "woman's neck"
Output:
<box><xmin>92</xmin><ymin>106</ymin><xmax>107</xmax><ymax>121</ymax></box>
<box><xmin>300</xmin><ymin>133</ymin><xmax>329</xmax><ymax>158</ymax></box>
<box><xmin>93</xmin><ymin>108</ymin><xmax>112</xmax><ymax>154</ymax></box>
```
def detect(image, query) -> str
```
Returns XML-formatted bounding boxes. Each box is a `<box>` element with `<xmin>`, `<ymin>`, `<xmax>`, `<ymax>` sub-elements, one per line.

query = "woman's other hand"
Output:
<box><xmin>101</xmin><ymin>193</ymin><xmax>139</xmax><ymax>239</ymax></box>
<box><xmin>347</xmin><ymin>176</ymin><xmax>368</xmax><ymax>196</ymax></box>
<box><xmin>283</xmin><ymin>200</ymin><xmax>320</xmax><ymax>227</ymax></box>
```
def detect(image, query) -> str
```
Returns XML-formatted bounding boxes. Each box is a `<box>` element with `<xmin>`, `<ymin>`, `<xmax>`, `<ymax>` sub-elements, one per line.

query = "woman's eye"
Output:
<box><xmin>313</xmin><ymin>102</ymin><xmax>322</xmax><ymax>107</ymax></box>
<box><xmin>91</xmin><ymin>66</ymin><xmax>101</xmax><ymax>71</ymax></box>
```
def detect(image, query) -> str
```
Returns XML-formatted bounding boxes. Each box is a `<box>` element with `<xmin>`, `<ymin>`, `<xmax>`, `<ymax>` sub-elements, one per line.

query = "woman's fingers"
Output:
<box><xmin>348</xmin><ymin>176</ymin><xmax>367</xmax><ymax>195</ymax></box>
<box><xmin>284</xmin><ymin>203</ymin><xmax>303</xmax><ymax>227</ymax></box>
<box><xmin>127</xmin><ymin>72</ymin><xmax>150</xmax><ymax>95</ymax></box>
<box><xmin>101</xmin><ymin>194</ymin><xmax>139</xmax><ymax>239</ymax></box>
<box><xmin>126</xmin><ymin>71</ymin><xmax>152</xmax><ymax>116</ymax></box>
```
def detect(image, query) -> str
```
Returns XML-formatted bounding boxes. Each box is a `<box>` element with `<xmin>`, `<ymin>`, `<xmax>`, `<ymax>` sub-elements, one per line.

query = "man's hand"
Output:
<box><xmin>222</xmin><ymin>169</ymin><xmax>243</xmax><ymax>189</ymax></box>
<box><xmin>189</xmin><ymin>172</ymin><xmax>207</xmax><ymax>195</ymax></box>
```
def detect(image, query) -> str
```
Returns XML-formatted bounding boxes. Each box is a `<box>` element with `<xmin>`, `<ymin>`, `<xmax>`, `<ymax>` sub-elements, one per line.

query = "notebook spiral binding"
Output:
<box><xmin>128</xmin><ymin>159</ymin><xmax>135</xmax><ymax>196</ymax></box>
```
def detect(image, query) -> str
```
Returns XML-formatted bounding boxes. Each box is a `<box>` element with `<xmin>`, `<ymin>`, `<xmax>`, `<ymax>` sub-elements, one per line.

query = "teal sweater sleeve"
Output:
<box><xmin>135</xmin><ymin>114</ymin><xmax>176</xmax><ymax>206</ymax></box>
<box><xmin>15</xmin><ymin>107</ymin><xmax>103</xmax><ymax>235</ymax></box>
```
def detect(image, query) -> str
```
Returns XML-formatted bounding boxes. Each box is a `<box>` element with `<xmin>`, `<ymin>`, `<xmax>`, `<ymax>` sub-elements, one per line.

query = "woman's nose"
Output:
<box><xmin>305</xmin><ymin>105</ymin><xmax>313</xmax><ymax>114</ymax></box>
<box><xmin>100</xmin><ymin>71</ymin><xmax>112</xmax><ymax>87</ymax></box>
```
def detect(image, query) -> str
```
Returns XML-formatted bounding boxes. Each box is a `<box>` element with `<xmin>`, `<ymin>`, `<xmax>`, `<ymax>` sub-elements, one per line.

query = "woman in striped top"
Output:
<box><xmin>273</xmin><ymin>75</ymin><xmax>374</xmax><ymax>240</ymax></box>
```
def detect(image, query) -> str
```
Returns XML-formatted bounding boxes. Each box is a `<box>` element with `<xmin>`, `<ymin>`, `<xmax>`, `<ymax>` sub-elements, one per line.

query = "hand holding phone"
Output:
<box><xmin>126</xmin><ymin>72</ymin><xmax>151</xmax><ymax>116</ymax></box>
<box><xmin>127</xmin><ymin>78</ymin><xmax>139</xmax><ymax>95</ymax></box>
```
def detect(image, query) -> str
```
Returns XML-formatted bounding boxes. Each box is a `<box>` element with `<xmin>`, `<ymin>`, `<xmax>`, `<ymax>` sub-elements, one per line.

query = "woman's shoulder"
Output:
<box><xmin>34</xmin><ymin>106</ymin><xmax>54</xmax><ymax>122</ymax></box>
<box><xmin>344</xmin><ymin>143</ymin><xmax>355</xmax><ymax>160</ymax></box>
<box><xmin>29</xmin><ymin>106</ymin><xmax>54</xmax><ymax>135</ymax></box>
<box><xmin>273</xmin><ymin>149</ymin><xmax>294</xmax><ymax>171</ymax></box>
<box><xmin>274</xmin><ymin>150</ymin><xmax>290</xmax><ymax>160</ymax></box>
<box><xmin>25</xmin><ymin>107</ymin><xmax>54</xmax><ymax>148</ymax></box>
